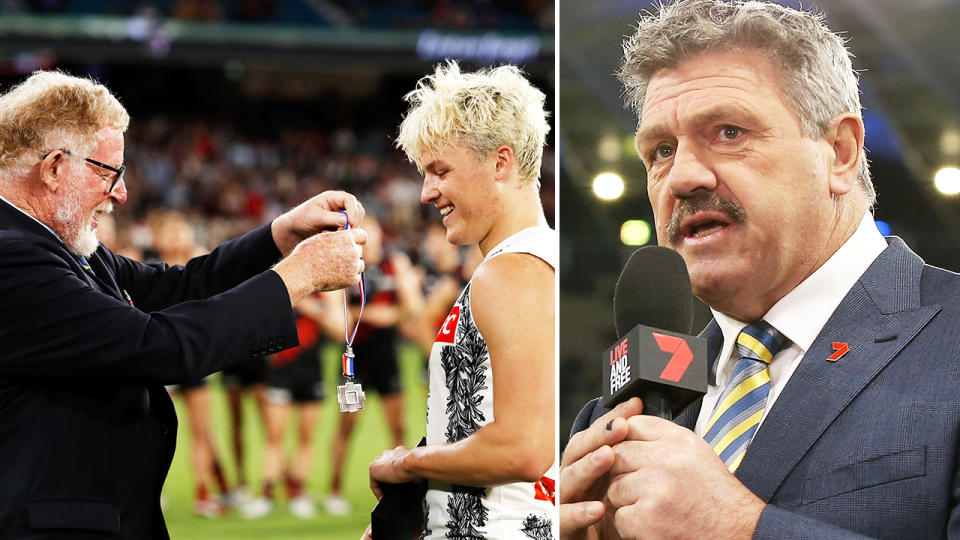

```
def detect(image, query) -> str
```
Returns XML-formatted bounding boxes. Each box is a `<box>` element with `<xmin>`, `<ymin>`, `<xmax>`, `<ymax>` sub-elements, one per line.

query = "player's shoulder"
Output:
<box><xmin>472</xmin><ymin>251</ymin><xmax>554</xmax><ymax>295</ymax></box>
<box><xmin>484</xmin><ymin>226</ymin><xmax>557</xmax><ymax>268</ymax></box>
<box><xmin>468</xmin><ymin>252</ymin><xmax>554</xmax><ymax>331</ymax></box>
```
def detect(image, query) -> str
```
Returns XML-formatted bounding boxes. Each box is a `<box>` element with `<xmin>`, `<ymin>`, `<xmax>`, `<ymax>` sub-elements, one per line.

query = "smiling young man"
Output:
<box><xmin>561</xmin><ymin>1</ymin><xmax>960</xmax><ymax>539</ymax></box>
<box><xmin>0</xmin><ymin>71</ymin><xmax>366</xmax><ymax>539</ymax></box>
<box><xmin>366</xmin><ymin>62</ymin><xmax>557</xmax><ymax>539</ymax></box>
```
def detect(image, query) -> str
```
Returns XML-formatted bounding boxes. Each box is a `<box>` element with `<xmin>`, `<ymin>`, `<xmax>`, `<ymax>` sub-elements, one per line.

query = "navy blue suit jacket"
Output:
<box><xmin>0</xmin><ymin>199</ymin><xmax>298</xmax><ymax>539</ymax></box>
<box><xmin>571</xmin><ymin>237</ymin><xmax>960</xmax><ymax>539</ymax></box>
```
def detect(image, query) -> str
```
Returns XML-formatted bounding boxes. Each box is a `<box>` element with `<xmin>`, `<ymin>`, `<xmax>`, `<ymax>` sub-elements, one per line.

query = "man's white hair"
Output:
<box><xmin>0</xmin><ymin>70</ymin><xmax>128</xmax><ymax>182</ymax></box>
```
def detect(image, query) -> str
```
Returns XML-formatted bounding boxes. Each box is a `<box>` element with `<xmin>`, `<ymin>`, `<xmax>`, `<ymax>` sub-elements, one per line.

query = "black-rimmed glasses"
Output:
<box><xmin>40</xmin><ymin>149</ymin><xmax>126</xmax><ymax>192</ymax></box>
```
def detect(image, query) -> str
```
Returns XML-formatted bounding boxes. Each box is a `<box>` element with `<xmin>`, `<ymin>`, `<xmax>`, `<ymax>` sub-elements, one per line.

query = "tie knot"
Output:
<box><xmin>736</xmin><ymin>321</ymin><xmax>788</xmax><ymax>364</ymax></box>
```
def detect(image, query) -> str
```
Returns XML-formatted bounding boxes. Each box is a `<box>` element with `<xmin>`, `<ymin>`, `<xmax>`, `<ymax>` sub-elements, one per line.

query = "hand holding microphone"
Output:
<box><xmin>561</xmin><ymin>246</ymin><xmax>708</xmax><ymax>538</ymax></box>
<box><xmin>561</xmin><ymin>246</ymin><xmax>765</xmax><ymax>539</ymax></box>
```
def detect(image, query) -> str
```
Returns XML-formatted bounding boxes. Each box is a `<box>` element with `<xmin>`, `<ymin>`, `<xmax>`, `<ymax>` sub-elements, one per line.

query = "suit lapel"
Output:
<box><xmin>734</xmin><ymin>238</ymin><xmax>939</xmax><ymax>501</ymax></box>
<box><xmin>88</xmin><ymin>251</ymin><xmax>126</xmax><ymax>302</ymax></box>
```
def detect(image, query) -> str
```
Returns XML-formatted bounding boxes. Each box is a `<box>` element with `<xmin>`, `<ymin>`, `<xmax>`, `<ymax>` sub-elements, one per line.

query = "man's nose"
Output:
<box><xmin>666</xmin><ymin>144</ymin><xmax>717</xmax><ymax>198</ymax></box>
<box><xmin>109</xmin><ymin>178</ymin><xmax>127</xmax><ymax>205</ymax></box>
<box><xmin>421</xmin><ymin>175</ymin><xmax>439</xmax><ymax>204</ymax></box>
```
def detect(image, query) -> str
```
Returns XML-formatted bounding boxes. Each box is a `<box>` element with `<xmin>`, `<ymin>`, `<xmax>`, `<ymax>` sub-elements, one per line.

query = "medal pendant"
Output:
<box><xmin>337</xmin><ymin>380</ymin><xmax>365</xmax><ymax>413</ymax></box>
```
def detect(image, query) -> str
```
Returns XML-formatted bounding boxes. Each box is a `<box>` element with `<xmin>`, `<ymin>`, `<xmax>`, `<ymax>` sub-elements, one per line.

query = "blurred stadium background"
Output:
<box><xmin>559</xmin><ymin>0</ymin><xmax>960</xmax><ymax>446</ymax></box>
<box><xmin>0</xmin><ymin>1</ymin><xmax>553</xmax><ymax>538</ymax></box>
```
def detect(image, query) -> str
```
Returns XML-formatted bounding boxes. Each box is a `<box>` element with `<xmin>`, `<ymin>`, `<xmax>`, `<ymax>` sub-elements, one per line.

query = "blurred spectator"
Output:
<box><xmin>154</xmin><ymin>211</ymin><xmax>232</xmax><ymax>518</ymax></box>
<box><xmin>96</xmin><ymin>212</ymin><xmax>144</xmax><ymax>261</ymax></box>
<box><xmin>2</xmin><ymin>0</ymin><xmax>554</xmax><ymax>31</ymax></box>
<box><xmin>398</xmin><ymin>222</ymin><xmax>474</xmax><ymax>355</ymax></box>
<box><xmin>220</xmin><ymin>356</ymin><xmax>269</xmax><ymax>509</ymax></box>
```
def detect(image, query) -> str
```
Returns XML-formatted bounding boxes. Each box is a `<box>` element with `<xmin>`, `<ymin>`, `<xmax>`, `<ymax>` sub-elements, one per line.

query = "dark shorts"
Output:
<box><xmin>351</xmin><ymin>329</ymin><xmax>402</xmax><ymax>396</ymax></box>
<box><xmin>222</xmin><ymin>355</ymin><xmax>268</xmax><ymax>388</ymax></box>
<box><xmin>266</xmin><ymin>345</ymin><xmax>324</xmax><ymax>404</ymax></box>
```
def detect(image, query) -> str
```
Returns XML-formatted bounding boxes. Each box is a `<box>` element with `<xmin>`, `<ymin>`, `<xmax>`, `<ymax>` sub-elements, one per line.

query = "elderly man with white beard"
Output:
<box><xmin>0</xmin><ymin>70</ymin><xmax>366</xmax><ymax>539</ymax></box>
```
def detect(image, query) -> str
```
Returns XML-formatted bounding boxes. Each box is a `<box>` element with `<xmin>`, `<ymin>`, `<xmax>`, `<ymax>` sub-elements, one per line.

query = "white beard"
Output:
<box><xmin>53</xmin><ymin>187</ymin><xmax>110</xmax><ymax>258</ymax></box>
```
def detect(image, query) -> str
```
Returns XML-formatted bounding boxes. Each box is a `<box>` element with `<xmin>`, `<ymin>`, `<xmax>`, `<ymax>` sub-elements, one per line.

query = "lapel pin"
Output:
<box><xmin>827</xmin><ymin>342</ymin><xmax>849</xmax><ymax>362</ymax></box>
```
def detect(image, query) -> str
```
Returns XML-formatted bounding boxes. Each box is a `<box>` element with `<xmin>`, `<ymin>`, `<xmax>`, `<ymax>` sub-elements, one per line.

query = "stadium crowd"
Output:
<box><xmin>4</xmin><ymin>0</ymin><xmax>554</xmax><ymax>31</ymax></box>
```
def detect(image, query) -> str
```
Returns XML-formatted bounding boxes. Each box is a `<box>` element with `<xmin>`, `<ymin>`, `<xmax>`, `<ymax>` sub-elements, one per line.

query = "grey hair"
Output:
<box><xmin>620</xmin><ymin>0</ymin><xmax>874</xmax><ymax>205</ymax></box>
<box><xmin>396</xmin><ymin>60</ymin><xmax>550</xmax><ymax>187</ymax></box>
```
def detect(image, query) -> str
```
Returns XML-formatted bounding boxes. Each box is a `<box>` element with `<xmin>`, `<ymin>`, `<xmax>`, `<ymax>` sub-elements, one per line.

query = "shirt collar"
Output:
<box><xmin>711</xmin><ymin>212</ymin><xmax>888</xmax><ymax>361</ymax></box>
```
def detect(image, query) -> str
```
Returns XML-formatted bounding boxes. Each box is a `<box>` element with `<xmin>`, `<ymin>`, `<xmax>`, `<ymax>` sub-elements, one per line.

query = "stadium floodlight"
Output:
<box><xmin>934</xmin><ymin>166</ymin><xmax>960</xmax><ymax>195</ymax></box>
<box><xmin>620</xmin><ymin>219</ymin><xmax>652</xmax><ymax>246</ymax></box>
<box><xmin>597</xmin><ymin>134</ymin><xmax>621</xmax><ymax>162</ymax></box>
<box><xmin>593</xmin><ymin>172</ymin><xmax>625</xmax><ymax>201</ymax></box>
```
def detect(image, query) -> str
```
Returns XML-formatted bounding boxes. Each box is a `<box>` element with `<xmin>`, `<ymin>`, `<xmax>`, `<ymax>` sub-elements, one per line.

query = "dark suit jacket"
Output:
<box><xmin>0</xmin><ymin>198</ymin><xmax>299</xmax><ymax>539</ymax></box>
<box><xmin>571</xmin><ymin>237</ymin><xmax>960</xmax><ymax>539</ymax></box>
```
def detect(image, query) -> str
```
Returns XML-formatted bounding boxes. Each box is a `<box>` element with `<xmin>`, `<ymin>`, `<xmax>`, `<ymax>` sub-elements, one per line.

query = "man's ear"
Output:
<box><xmin>38</xmin><ymin>150</ymin><xmax>68</xmax><ymax>193</ymax></box>
<box><xmin>825</xmin><ymin>114</ymin><xmax>864</xmax><ymax>197</ymax></box>
<box><xmin>492</xmin><ymin>145</ymin><xmax>515</xmax><ymax>182</ymax></box>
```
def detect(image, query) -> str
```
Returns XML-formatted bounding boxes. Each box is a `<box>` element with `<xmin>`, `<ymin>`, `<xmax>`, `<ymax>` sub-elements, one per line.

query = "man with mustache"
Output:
<box><xmin>561</xmin><ymin>1</ymin><xmax>960</xmax><ymax>539</ymax></box>
<box><xmin>0</xmin><ymin>71</ymin><xmax>365</xmax><ymax>539</ymax></box>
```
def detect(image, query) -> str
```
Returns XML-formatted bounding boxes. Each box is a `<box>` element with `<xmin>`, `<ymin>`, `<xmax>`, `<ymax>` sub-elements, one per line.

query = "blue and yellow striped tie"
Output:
<box><xmin>71</xmin><ymin>253</ymin><xmax>94</xmax><ymax>276</ymax></box>
<box><xmin>703</xmin><ymin>321</ymin><xmax>788</xmax><ymax>472</ymax></box>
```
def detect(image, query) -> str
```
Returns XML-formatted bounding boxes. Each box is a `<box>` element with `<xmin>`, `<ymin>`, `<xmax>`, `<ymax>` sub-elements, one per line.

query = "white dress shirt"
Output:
<box><xmin>694</xmin><ymin>213</ymin><xmax>889</xmax><ymax>436</ymax></box>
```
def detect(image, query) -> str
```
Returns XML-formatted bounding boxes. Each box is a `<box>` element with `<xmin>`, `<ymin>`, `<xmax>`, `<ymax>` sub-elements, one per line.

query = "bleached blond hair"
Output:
<box><xmin>0</xmin><ymin>70</ymin><xmax>129</xmax><ymax>181</ymax></box>
<box><xmin>396</xmin><ymin>61</ymin><xmax>550</xmax><ymax>186</ymax></box>
<box><xmin>620</xmin><ymin>0</ymin><xmax>874</xmax><ymax>206</ymax></box>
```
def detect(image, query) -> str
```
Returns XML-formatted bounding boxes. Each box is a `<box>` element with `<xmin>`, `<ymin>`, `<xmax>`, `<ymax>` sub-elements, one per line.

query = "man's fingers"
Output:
<box><xmin>369</xmin><ymin>474</ymin><xmax>383</xmax><ymax>500</ymax></box>
<box><xmin>609</xmin><ymin>440</ymin><xmax>657</xmax><ymax>476</ymax></box>
<box><xmin>562</xmin><ymin>397</ymin><xmax>643</xmax><ymax>466</ymax></box>
<box><xmin>559</xmin><ymin>500</ymin><xmax>605</xmax><ymax>537</ymax></box>
<box><xmin>559</xmin><ymin>445</ymin><xmax>614</xmax><ymax>504</ymax></box>
<box><xmin>320</xmin><ymin>191</ymin><xmax>364</xmax><ymax>226</ymax></box>
<box><xmin>623</xmin><ymin>413</ymin><xmax>682</xmax><ymax>441</ymax></box>
<box><xmin>351</xmin><ymin>229</ymin><xmax>366</xmax><ymax>275</ymax></box>
<box><xmin>361</xmin><ymin>524</ymin><xmax>373</xmax><ymax>540</ymax></box>
<box><xmin>348</xmin><ymin>196</ymin><xmax>365</xmax><ymax>225</ymax></box>
<box><xmin>351</xmin><ymin>228</ymin><xmax>368</xmax><ymax>245</ymax></box>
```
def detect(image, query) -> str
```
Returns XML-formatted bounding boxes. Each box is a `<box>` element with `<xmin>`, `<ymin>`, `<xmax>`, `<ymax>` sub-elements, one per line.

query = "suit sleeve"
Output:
<box><xmin>101</xmin><ymin>223</ymin><xmax>284</xmax><ymax>311</ymax></box>
<box><xmin>0</xmin><ymin>228</ymin><xmax>298</xmax><ymax>386</ymax></box>
<box><xmin>570</xmin><ymin>397</ymin><xmax>606</xmax><ymax>439</ymax></box>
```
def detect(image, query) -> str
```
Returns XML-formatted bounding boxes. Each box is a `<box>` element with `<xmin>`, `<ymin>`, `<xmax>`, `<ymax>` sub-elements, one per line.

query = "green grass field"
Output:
<box><xmin>163</xmin><ymin>342</ymin><xmax>428</xmax><ymax>540</ymax></box>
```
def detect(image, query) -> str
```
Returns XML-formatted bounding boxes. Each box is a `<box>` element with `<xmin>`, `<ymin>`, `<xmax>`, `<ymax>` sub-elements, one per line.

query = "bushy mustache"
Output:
<box><xmin>665</xmin><ymin>193</ymin><xmax>746</xmax><ymax>244</ymax></box>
